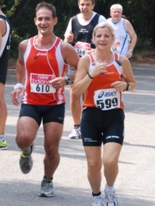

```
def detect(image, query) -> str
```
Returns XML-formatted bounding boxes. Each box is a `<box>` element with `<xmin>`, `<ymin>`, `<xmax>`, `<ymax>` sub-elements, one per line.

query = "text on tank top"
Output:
<box><xmin>22</xmin><ymin>37</ymin><xmax>67</xmax><ymax>105</ymax></box>
<box><xmin>71</xmin><ymin>14</ymin><xmax>99</xmax><ymax>57</ymax></box>
<box><xmin>83</xmin><ymin>52</ymin><xmax>125</xmax><ymax>110</ymax></box>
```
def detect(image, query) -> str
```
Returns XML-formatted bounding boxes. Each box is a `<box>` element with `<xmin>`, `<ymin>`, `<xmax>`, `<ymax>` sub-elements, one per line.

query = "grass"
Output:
<box><xmin>131</xmin><ymin>50</ymin><xmax>155</xmax><ymax>63</ymax></box>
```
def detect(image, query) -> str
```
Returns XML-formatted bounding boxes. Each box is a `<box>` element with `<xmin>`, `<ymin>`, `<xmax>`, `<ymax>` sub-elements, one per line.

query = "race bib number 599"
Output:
<box><xmin>94</xmin><ymin>88</ymin><xmax>120</xmax><ymax>110</ymax></box>
<box><xmin>30</xmin><ymin>73</ymin><xmax>55</xmax><ymax>93</ymax></box>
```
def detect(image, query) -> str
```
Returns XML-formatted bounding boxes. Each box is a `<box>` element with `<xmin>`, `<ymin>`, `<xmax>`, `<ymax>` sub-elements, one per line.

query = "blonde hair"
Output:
<box><xmin>92</xmin><ymin>21</ymin><xmax>115</xmax><ymax>40</ymax></box>
<box><xmin>110</xmin><ymin>4</ymin><xmax>123</xmax><ymax>12</ymax></box>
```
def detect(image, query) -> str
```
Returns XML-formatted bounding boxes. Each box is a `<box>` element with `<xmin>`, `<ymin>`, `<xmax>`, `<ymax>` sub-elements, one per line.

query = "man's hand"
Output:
<box><xmin>49</xmin><ymin>77</ymin><xmax>66</xmax><ymax>89</ymax></box>
<box><xmin>11</xmin><ymin>89</ymin><xmax>22</xmax><ymax>106</ymax></box>
<box><xmin>65</xmin><ymin>31</ymin><xmax>74</xmax><ymax>43</ymax></box>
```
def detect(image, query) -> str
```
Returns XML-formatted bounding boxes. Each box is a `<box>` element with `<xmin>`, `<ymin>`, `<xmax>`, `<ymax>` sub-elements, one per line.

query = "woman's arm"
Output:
<box><xmin>111</xmin><ymin>56</ymin><xmax>136</xmax><ymax>91</ymax></box>
<box><xmin>73</xmin><ymin>54</ymin><xmax>107</xmax><ymax>97</ymax></box>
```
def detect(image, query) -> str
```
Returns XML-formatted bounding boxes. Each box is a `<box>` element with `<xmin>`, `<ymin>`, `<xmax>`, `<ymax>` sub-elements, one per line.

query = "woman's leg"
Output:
<box><xmin>84</xmin><ymin>146</ymin><xmax>102</xmax><ymax>194</ymax></box>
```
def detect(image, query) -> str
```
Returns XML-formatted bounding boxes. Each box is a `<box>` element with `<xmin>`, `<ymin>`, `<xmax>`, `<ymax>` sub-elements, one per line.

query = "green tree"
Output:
<box><xmin>1</xmin><ymin>0</ymin><xmax>155</xmax><ymax>58</ymax></box>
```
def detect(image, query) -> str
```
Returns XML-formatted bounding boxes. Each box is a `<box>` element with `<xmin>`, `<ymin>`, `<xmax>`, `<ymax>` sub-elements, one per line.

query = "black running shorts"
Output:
<box><xmin>0</xmin><ymin>63</ymin><xmax>8</xmax><ymax>85</ymax></box>
<box><xmin>19</xmin><ymin>103</ymin><xmax>65</xmax><ymax>126</ymax></box>
<box><xmin>81</xmin><ymin>107</ymin><xmax>125</xmax><ymax>146</ymax></box>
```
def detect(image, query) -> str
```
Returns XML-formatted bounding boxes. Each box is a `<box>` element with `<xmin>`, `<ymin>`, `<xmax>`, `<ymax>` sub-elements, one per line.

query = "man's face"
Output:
<box><xmin>78</xmin><ymin>0</ymin><xmax>95</xmax><ymax>17</ymax></box>
<box><xmin>110</xmin><ymin>8</ymin><xmax>122</xmax><ymax>22</ymax></box>
<box><xmin>34</xmin><ymin>7</ymin><xmax>57</xmax><ymax>36</ymax></box>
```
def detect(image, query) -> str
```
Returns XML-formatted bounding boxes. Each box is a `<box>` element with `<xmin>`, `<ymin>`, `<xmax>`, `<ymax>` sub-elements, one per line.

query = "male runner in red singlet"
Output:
<box><xmin>11</xmin><ymin>1</ymin><xmax>79</xmax><ymax>197</ymax></box>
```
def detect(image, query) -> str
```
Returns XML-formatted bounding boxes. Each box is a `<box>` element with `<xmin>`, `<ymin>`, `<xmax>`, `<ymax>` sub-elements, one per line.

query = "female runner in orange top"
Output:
<box><xmin>72</xmin><ymin>21</ymin><xmax>136</xmax><ymax>206</ymax></box>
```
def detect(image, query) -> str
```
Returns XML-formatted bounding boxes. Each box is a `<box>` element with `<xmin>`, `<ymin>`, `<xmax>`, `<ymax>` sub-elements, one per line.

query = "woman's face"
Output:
<box><xmin>93</xmin><ymin>27</ymin><xmax>114</xmax><ymax>50</ymax></box>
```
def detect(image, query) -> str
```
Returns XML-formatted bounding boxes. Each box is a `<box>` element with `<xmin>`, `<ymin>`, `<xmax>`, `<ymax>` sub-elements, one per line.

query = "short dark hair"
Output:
<box><xmin>35</xmin><ymin>1</ymin><xmax>57</xmax><ymax>18</ymax></box>
<box><xmin>78</xmin><ymin>0</ymin><xmax>95</xmax><ymax>5</ymax></box>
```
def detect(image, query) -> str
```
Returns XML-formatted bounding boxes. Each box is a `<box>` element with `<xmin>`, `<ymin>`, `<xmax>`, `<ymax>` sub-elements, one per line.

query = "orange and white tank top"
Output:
<box><xmin>22</xmin><ymin>36</ymin><xmax>67</xmax><ymax>105</ymax></box>
<box><xmin>83</xmin><ymin>52</ymin><xmax>124</xmax><ymax>110</ymax></box>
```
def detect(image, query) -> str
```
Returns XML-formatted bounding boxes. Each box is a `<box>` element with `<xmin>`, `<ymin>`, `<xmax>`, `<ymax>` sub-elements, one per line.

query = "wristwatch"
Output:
<box><xmin>65</xmin><ymin>76</ymin><xmax>73</xmax><ymax>85</ymax></box>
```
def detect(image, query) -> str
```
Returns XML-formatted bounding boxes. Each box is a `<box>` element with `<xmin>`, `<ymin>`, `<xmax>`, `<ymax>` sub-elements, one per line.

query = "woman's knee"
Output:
<box><xmin>87</xmin><ymin>160</ymin><xmax>102</xmax><ymax>174</ymax></box>
<box><xmin>103</xmin><ymin>158</ymin><xmax>117</xmax><ymax>169</ymax></box>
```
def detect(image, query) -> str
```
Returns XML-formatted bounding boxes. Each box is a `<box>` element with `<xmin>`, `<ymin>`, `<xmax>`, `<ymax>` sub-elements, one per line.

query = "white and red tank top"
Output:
<box><xmin>107</xmin><ymin>18</ymin><xmax>130</xmax><ymax>56</ymax></box>
<box><xmin>22</xmin><ymin>36</ymin><xmax>67</xmax><ymax>105</ymax></box>
<box><xmin>83</xmin><ymin>52</ymin><xmax>124</xmax><ymax>111</ymax></box>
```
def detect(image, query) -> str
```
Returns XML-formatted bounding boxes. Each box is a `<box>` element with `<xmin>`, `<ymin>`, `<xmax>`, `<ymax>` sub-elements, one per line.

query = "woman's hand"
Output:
<box><xmin>90</xmin><ymin>63</ymin><xmax>107</xmax><ymax>78</ymax></box>
<box><xmin>111</xmin><ymin>81</ymin><xmax>127</xmax><ymax>92</ymax></box>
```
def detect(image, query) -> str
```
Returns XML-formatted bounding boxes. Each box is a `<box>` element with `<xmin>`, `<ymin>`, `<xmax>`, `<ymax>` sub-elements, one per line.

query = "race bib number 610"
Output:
<box><xmin>30</xmin><ymin>73</ymin><xmax>55</xmax><ymax>93</ymax></box>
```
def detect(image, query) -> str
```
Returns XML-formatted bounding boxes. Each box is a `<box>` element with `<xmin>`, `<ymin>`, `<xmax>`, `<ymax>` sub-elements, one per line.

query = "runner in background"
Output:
<box><xmin>107</xmin><ymin>3</ymin><xmax>137</xmax><ymax>59</ymax></box>
<box><xmin>64</xmin><ymin>0</ymin><xmax>106</xmax><ymax>139</ymax></box>
<box><xmin>0</xmin><ymin>5</ymin><xmax>11</xmax><ymax>150</ymax></box>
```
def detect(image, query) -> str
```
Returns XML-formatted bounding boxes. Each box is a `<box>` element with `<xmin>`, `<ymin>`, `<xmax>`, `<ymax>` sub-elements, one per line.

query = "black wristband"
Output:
<box><xmin>87</xmin><ymin>72</ymin><xmax>94</xmax><ymax>79</ymax></box>
<box><xmin>124</xmin><ymin>82</ymin><xmax>130</xmax><ymax>91</ymax></box>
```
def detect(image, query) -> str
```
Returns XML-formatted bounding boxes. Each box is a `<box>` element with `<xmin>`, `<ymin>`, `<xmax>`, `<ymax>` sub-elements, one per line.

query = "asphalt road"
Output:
<box><xmin>1</xmin><ymin>63</ymin><xmax>155</xmax><ymax>206</ymax></box>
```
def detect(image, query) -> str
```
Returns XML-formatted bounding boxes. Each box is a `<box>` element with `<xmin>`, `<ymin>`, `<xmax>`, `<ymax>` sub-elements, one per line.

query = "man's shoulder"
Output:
<box><xmin>0</xmin><ymin>15</ymin><xmax>6</xmax><ymax>24</ymax></box>
<box><xmin>0</xmin><ymin>16</ymin><xmax>6</xmax><ymax>34</ymax></box>
<box><xmin>71</xmin><ymin>13</ymin><xmax>80</xmax><ymax>21</ymax></box>
<box><xmin>97</xmin><ymin>14</ymin><xmax>106</xmax><ymax>22</ymax></box>
<box><xmin>92</xmin><ymin>12</ymin><xmax>106</xmax><ymax>22</ymax></box>
<box><xmin>0</xmin><ymin>14</ymin><xmax>6</xmax><ymax>20</ymax></box>
<box><xmin>19</xmin><ymin>38</ymin><xmax>30</xmax><ymax>47</ymax></box>
<box><xmin>0</xmin><ymin>15</ymin><xmax>10</xmax><ymax>25</ymax></box>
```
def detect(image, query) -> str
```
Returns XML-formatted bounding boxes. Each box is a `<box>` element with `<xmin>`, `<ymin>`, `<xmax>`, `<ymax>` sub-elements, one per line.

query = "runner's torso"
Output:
<box><xmin>107</xmin><ymin>18</ymin><xmax>130</xmax><ymax>55</ymax></box>
<box><xmin>71</xmin><ymin>13</ymin><xmax>100</xmax><ymax>57</ymax></box>
<box><xmin>22</xmin><ymin>36</ymin><xmax>67</xmax><ymax>105</ymax></box>
<box><xmin>83</xmin><ymin>52</ymin><xmax>124</xmax><ymax>110</ymax></box>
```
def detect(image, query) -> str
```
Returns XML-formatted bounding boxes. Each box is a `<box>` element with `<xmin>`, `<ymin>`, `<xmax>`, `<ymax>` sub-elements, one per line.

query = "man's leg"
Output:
<box><xmin>0</xmin><ymin>83</ymin><xmax>7</xmax><ymax>150</ymax></box>
<box><xmin>44</xmin><ymin>122</ymin><xmax>63</xmax><ymax>177</ymax></box>
<box><xmin>16</xmin><ymin>116</ymin><xmax>39</xmax><ymax>174</ymax></box>
<box><xmin>39</xmin><ymin>122</ymin><xmax>63</xmax><ymax>197</ymax></box>
<box><xmin>69</xmin><ymin>85</ymin><xmax>81</xmax><ymax>139</ymax></box>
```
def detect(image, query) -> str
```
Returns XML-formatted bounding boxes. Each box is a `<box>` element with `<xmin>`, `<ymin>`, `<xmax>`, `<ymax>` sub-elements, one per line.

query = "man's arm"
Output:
<box><xmin>11</xmin><ymin>40</ymin><xmax>28</xmax><ymax>106</ymax></box>
<box><xmin>0</xmin><ymin>18</ymin><xmax>6</xmax><ymax>56</ymax></box>
<box><xmin>125</xmin><ymin>19</ymin><xmax>137</xmax><ymax>57</ymax></box>
<box><xmin>49</xmin><ymin>42</ymin><xmax>79</xmax><ymax>89</ymax></box>
<box><xmin>61</xmin><ymin>41</ymin><xmax>79</xmax><ymax>70</ymax></box>
<box><xmin>16</xmin><ymin>40</ymin><xmax>28</xmax><ymax>83</ymax></box>
<box><xmin>64</xmin><ymin>18</ymin><xmax>74</xmax><ymax>43</ymax></box>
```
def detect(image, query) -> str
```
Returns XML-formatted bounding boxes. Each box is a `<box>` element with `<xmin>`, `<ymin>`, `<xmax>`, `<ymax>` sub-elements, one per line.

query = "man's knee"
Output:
<box><xmin>16</xmin><ymin>131</ymin><xmax>33</xmax><ymax>148</ymax></box>
<box><xmin>45</xmin><ymin>144</ymin><xmax>59</xmax><ymax>158</ymax></box>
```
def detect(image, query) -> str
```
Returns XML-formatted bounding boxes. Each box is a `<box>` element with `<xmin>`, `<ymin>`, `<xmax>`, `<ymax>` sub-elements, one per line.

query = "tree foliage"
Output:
<box><xmin>1</xmin><ymin>0</ymin><xmax>155</xmax><ymax>58</ymax></box>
